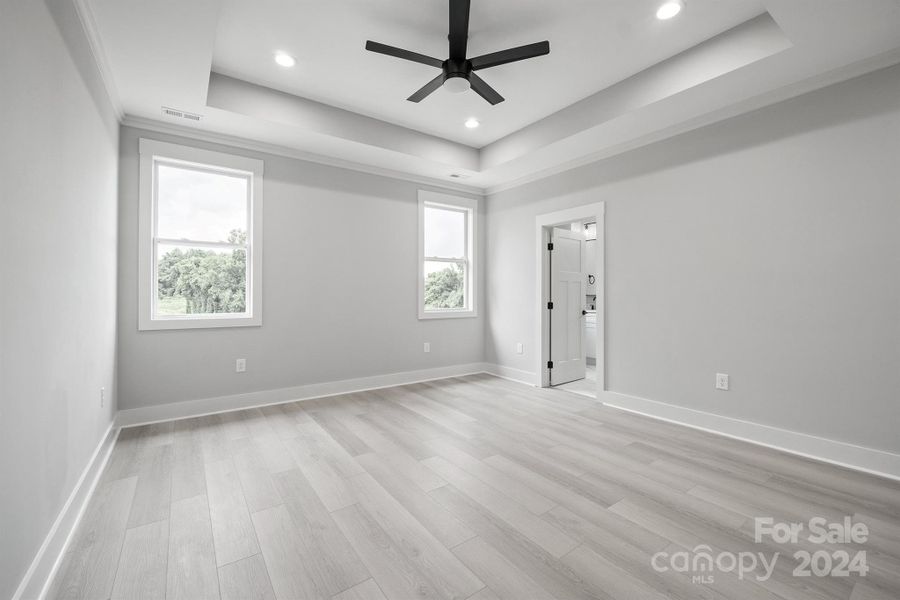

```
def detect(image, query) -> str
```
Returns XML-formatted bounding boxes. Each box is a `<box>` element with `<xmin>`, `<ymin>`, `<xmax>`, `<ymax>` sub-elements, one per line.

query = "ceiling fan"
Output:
<box><xmin>365</xmin><ymin>0</ymin><xmax>550</xmax><ymax>105</ymax></box>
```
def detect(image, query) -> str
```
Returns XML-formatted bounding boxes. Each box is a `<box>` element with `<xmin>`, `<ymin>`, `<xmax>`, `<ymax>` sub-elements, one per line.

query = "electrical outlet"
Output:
<box><xmin>516</xmin><ymin>342</ymin><xmax>524</xmax><ymax>354</ymax></box>
<box><xmin>100</xmin><ymin>387</ymin><xmax>105</xmax><ymax>408</ymax></box>
<box><xmin>423</xmin><ymin>342</ymin><xmax>431</xmax><ymax>353</ymax></box>
<box><xmin>716</xmin><ymin>373</ymin><xmax>729</xmax><ymax>391</ymax></box>
<box><xmin>236</xmin><ymin>358</ymin><xmax>247</xmax><ymax>373</ymax></box>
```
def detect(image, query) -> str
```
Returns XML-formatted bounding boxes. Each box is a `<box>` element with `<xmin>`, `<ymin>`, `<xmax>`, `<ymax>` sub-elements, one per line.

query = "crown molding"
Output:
<box><xmin>73</xmin><ymin>0</ymin><xmax>900</xmax><ymax>200</ymax></box>
<box><xmin>121</xmin><ymin>115</ymin><xmax>485</xmax><ymax>196</ymax></box>
<box><xmin>71</xmin><ymin>0</ymin><xmax>124</xmax><ymax>120</ymax></box>
<box><xmin>483</xmin><ymin>46</ymin><xmax>900</xmax><ymax>196</ymax></box>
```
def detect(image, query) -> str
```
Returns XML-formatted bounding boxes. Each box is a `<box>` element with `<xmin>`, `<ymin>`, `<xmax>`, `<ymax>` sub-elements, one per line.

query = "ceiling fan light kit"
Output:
<box><xmin>444</xmin><ymin>75</ymin><xmax>471</xmax><ymax>94</ymax></box>
<box><xmin>365</xmin><ymin>0</ymin><xmax>550</xmax><ymax>105</ymax></box>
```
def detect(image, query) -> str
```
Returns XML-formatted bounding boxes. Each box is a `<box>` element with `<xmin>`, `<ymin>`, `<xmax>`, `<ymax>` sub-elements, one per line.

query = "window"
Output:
<box><xmin>138</xmin><ymin>139</ymin><xmax>263</xmax><ymax>330</ymax></box>
<box><xmin>418</xmin><ymin>190</ymin><xmax>477</xmax><ymax>319</ymax></box>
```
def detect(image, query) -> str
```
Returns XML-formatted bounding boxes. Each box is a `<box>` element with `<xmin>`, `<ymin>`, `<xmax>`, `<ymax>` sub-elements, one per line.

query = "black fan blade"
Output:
<box><xmin>448</xmin><ymin>0</ymin><xmax>471</xmax><ymax>60</ymax></box>
<box><xmin>407</xmin><ymin>73</ymin><xmax>446</xmax><ymax>102</ymax></box>
<box><xmin>365</xmin><ymin>41</ymin><xmax>443</xmax><ymax>69</ymax></box>
<box><xmin>469</xmin><ymin>72</ymin><xmax>504</xmax><ymax>105</ymax></box>
<box><xmin>469</xmin><ymin>41</ymin><xmax>550</xmax><ymax>71</ymax></box>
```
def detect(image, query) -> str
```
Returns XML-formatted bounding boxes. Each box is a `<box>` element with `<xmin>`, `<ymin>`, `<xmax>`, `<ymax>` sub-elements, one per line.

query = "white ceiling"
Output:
<box><xmin>84</xmin><ymin>0</ymin><xmax>900</xmax><ymax>192</ymax></box>
<box><xmin>211</xmin><ymin>0</ymin><xmax>766</xmax><ymax>147</ymax></box>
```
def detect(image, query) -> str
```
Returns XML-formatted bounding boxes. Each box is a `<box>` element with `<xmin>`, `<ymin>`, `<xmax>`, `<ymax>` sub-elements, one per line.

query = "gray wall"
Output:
<box><xmin>0</xmin><ymin>1</ymin><xmax>120</xmax><ymax>597</ymax></box>
<box><xmin>486</xmin><ymin>64</ymin><xmax>900</xmax><ymax>454</ymax></box>
<box><xmin>117</xmin><ymin>126</ymin><xmax>485</xmax><ymax>410</ymax></box>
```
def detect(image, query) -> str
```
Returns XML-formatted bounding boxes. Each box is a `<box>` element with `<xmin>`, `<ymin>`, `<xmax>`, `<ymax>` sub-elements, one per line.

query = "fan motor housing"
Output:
<box><xmin>444</xmin><ymin>58</ymin><xmax>472</xmax><ymax>80</ymax></box>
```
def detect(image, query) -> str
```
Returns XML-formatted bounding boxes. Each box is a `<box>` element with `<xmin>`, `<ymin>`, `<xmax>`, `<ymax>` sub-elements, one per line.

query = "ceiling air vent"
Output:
<box><xmin>162</xmin><ymin>106</ymin><xmax>202</xmax><ymax>122</ymax></box>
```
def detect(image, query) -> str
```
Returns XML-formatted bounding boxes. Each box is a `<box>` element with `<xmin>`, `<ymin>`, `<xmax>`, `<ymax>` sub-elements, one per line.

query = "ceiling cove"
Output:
<box><xmin>81</xmin><ymin>0</ymin><xmax>900</xmax><ymax>193</ymax></box>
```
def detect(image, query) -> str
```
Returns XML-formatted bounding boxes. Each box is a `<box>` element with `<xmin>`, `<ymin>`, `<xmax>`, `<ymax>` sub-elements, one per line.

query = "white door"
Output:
<box><xmin>549</xmin><ymin>227</ymin><xmax>586</xmax><ymax>385</ymax></box>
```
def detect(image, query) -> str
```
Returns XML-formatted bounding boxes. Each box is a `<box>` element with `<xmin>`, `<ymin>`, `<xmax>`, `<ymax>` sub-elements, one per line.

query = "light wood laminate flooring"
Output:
<box><xmin>48</xmin><ymin>374</ymin><xmax>900</xmax><ymax>600</ymax></box>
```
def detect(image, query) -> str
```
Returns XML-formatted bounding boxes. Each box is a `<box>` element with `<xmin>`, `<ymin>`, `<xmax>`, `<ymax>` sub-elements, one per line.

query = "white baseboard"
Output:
<box><xmin>116</xmin><ymin>362</ymin><xmax>488</xmax><ymax>428</ymax></box>
<box><xmin>600</xmin><ymin>390</ymin><xmax>900</xmax><ymax>482</ymax></box>
<box><xmin>480</xmin><ymin>363</ymin><xmax>539</xmax><ymax>386</ymax></box>
<box><xmin>13</xmin><ymin>422</ymin><xmax>120</xmax><ymax>600</ymax></box>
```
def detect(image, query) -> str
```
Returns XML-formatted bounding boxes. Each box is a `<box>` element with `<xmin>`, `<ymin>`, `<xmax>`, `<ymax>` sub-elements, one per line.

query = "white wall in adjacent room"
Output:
<box><xmin>0</xmin><ymin>1</ymin><xmax>120</xmax><ymax>597</ymax></box>
<box><xmin>485</xmin><ymin>64</ymin><xmax>900</xmax><ymax>454</ymax></box>
<box><xmin>117</xmin><ymin>126</ymin><xmax>485</xmax><ymax>410</ymax></box>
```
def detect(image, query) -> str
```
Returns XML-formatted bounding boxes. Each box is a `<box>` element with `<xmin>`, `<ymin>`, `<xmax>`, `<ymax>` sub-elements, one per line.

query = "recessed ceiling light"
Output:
<box><xmin>464</xmin><ymin>118</ymin><xmax>480</xmax><ymax>129</ymax></box>
<box><xmin>656</xmin><ymin>0</ymin><xmax>684</xmax><ymax>20</ymax></box>
<box><xmin>274</xmin><ymin>52</ymin><xmax>296</xmax><ymax>68</ymax></box>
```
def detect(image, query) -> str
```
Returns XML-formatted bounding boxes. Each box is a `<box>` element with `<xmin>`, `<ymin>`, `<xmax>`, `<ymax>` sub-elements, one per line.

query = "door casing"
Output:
<box><xmin>535</xmin><ymin>202</ymin><xmax>606</xmax><ymax>393</ymax></box>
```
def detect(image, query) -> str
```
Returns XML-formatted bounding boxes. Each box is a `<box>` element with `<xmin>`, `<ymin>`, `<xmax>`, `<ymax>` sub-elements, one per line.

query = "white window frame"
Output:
<box><xmin>418</xmin><ymin>190</ymin><xmax>477</xmax><ymax>319</ymax></box>
<box><xmin>138</xmin><ymin>139</ymin><xmax>263</xmax><ymax>330</ymax></box>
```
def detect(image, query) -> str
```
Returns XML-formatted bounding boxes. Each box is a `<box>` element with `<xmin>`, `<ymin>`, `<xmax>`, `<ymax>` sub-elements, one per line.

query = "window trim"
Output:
<box><xmin>138</xmin><ymin>139</ymin><xmax>263</xmax><ymax>330</ymax></box>
<box><xmin>418</xmin><ymin>190</ymin><xmax>477</xmax><ymax>320</ymax></box>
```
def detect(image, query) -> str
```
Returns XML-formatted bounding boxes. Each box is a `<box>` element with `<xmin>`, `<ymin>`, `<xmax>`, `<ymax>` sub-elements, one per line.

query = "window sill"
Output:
<box><xmin>139</xmin><ymin>315</ymin><xmax>262</xmax><ymax>331</ymax></box>
<box><xmin>418</xmin><ymin>310</ymin><xmax>478</xmax><ymax>320</ymax></box>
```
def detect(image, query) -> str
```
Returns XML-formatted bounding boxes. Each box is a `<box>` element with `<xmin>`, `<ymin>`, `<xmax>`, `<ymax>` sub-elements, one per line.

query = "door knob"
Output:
<box><xmin>582</xmin><ymin>310</ymin><xmax>588</xmax><ymax>315</ymax></box>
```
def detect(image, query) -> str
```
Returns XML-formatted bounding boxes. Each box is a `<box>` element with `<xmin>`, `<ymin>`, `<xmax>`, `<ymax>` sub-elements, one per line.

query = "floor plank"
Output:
<box><xmin>428</xmin><ymin>484</ymin><xmax>609</xmax><ymax>600</ymax></box>
<box><xmin>205</xmin><ymin>457</ymin><xmax>260</xmax><ymax>566</ymax></box>
<box><xmin>423</xmin><ymin>456</ymin><xmax>578</xmax><ymax>558</ymax></box>
<box><xmin>273</xmin><ymin>468</ymin><xmax>371</xmax><ymax>595</ymax></box>
<box><xmin>167</xmin><ymin>495</ymin><xmax>220</xmax><ymax>600</ymax></box>
<box><xmin>217</xmin><ymin>554</ymin><xmax>276</xmax><ymax>600</ymax></box>
<box><xmin>562</xmin><ymin>543</ymin><xmax>669</xmax><ymax>600</ymax></box>
<box><xmin>48</xmin><ymin>477</ymin><xmax>137</xmax><ymax>600</ymax></box>
<box><xmin>283</xmin><ymin>434</ymin><xmax>358</xmax><ymax>511</ymax></box>
<box><xmin>111</xmin><ymin>520</ymin><xmax>168</xmax><ymax>600</ymax></box>
<box><xmin>331</xmin><ymin>578</ymin><xmax>388</xmax><ymax>600</ymax></box>
<box><xmin>127</xmin><ymin>444</ymin><xmax>174</xmax><ymax>528</ymax></box>
<box><xmin>543</xmin><ymin>506</ymin><xmax>723</xmax><ymax>600</ymax></box>
<box><xmin>228</xmin><ymin>437</ymin><xmax>283</xmax><ymax>513</ymax></box>
<box><xmin>171</xmin><ymin>419</ymin><xmax>208</xmax><ymax>502</ymax></box>
<box><xmin>251</xmin><ymin>504</ymin><xmax>324</xmax><ymax>599</ymax></box>
<box><xmin>451</xmin><ymin>536</ymin><xmax>555</xmax><ymax>600</ymax></box>
<box><xmin>332</xmin><ymin>502</ymin><xmax>469</xmax><ymax>600</ymax></box>
<box><xmin>428</xmin><ymin>439</ymin><xmax>557</xmax><ymax>515</ymax></box>
<box><xmin>466</xmin><ymin>588</ymin><xmax>502</xmax><ymax>600</ymax></box>
<box><xmin>348</xmin><ymin>472</ymin><xmax>484</xmax><ymax>598</ymax></box>
<box><xmin>355</xmin><ymin>451</ymin><xmax>476</xmax><ymax>548</ymax></box>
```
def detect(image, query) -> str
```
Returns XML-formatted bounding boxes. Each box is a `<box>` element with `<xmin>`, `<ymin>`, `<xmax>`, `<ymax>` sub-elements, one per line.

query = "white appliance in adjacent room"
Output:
<box><xmin>585</xmin><ymin>311</ymin><xmax>597</xmax><ymax>363</ymax></box>
<box><xmin>583</xmin><ymin>222</ymin><xmax>598</xmax><ymax>363</ymax></box>
<box><xmin>585</xmin><ymin>238</ymin><xmax>597</xmax><ymax>296</ymax></box>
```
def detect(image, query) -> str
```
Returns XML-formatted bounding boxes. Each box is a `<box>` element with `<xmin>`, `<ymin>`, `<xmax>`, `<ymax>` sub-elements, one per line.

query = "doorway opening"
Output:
<box><xmin>535</xmin><ymin>203</ymin><xmax>605</xmax><ymax>398</ymax></box>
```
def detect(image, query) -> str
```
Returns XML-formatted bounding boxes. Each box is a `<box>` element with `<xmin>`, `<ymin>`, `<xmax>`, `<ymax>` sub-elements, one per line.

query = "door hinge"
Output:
<box><xmin>547</xmin><ymin>242</ymin><xmax>554</xmax><ymax>251</ymax></box>
<box><xmin>547</xmin><ymin>301</ymin><xmax>553</xmax><ymax>310</ymax></box>
<box><xmin>547</xmin><ymin>361</ymin><xmax>553</xmax><ymax>369</ymax></box>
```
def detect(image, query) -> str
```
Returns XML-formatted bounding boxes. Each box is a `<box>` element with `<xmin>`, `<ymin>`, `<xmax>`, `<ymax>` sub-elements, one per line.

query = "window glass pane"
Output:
<box><xmin>157</xmin><ymin>163</ymin><xmax>249</xmax><ymax>243</ymax></box>
<box><xmin>424</xmin><ymin>206</ymin><xmax>465</xmax><ymax>258</ymax></box>
<box><xmin>156</xmin><ymin>243</ymin><xmax>247</xmax><ymax>315</ymax></box>
<box><xmin>424</xmin><ymin>261</ymin><xmax>465</xmax><ymax>310</ymax></box>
